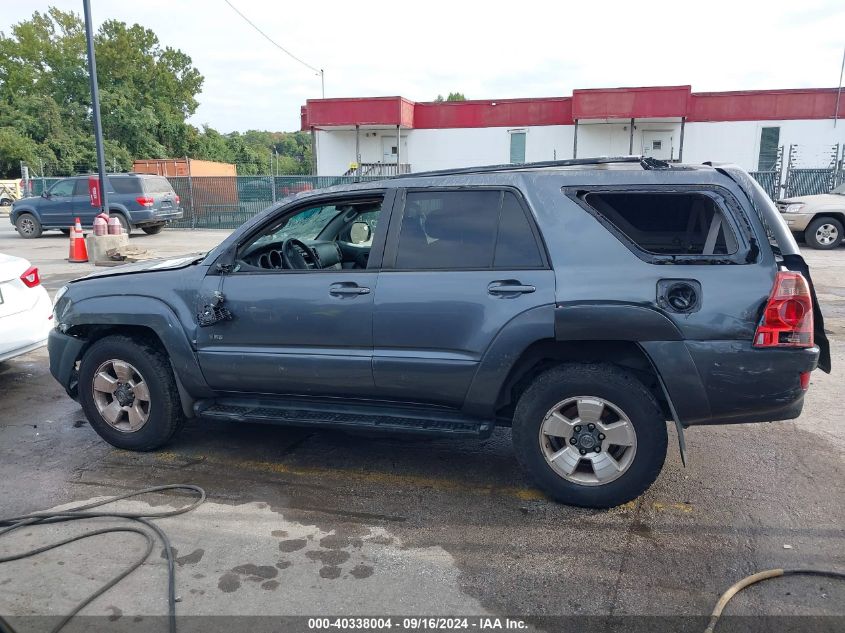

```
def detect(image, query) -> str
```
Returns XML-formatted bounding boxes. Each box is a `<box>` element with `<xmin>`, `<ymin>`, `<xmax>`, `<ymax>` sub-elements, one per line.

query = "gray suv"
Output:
<box><xmin>48</xmin><ymin>158</ymin><xmax>830</xmax><ymax>508</ymax></box>
<box><xmin>10</xmin><ymin>173</ymin><xmax>183</xmax><ymax>238</ymax></box>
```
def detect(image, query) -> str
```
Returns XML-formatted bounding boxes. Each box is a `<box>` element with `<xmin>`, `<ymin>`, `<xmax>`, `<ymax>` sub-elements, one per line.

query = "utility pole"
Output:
<box><xmin>83</xmin><ymin>0</ymin><xmax>109</xmax><ymax>215</ymax></box>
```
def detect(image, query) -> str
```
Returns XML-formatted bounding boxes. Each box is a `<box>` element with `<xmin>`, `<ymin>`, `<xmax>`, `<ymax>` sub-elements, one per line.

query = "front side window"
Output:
<box><xmin>394</xmin><ymin>189</ymin><xmax>544</xmax><ymax>270</ymax></box>
<box><xmin>236</xmin><ymin>196</ymin><xmax>384</xmax><ymax>272</ymax></box>
<box><xmin>48</xmin><ymin>179</ymin><xmax>75</xmax><ymax>197</ymax></box>
<box><xmin>581</xmin><ymin>191</ymin><xmax>738</xmax><ymax>257</ymax></box>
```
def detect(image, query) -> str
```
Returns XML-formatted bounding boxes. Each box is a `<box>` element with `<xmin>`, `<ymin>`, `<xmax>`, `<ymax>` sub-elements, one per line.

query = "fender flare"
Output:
<box><xmin>66</xmin><ymin>295</ymin><xmax>214</xmax><ymax>415</ymax></box>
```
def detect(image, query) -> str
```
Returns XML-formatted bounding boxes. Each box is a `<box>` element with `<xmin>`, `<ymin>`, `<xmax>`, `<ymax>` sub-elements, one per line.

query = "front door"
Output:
<box><xmin>642</xmin><ymin>131</ymin><xmax>674</xmax><ymax>161</ymax></box>
<box><xmin>373</xmin><ymin>188</ymin><xmax>555</xmax><ymax>407</ymax></box>
<box><xmin>196</xmin><ymin>194</ymin><xmax>389</xmax><ymax>398</ymax></box>
<box><xmin>38</xmin><ymin>178</ymin><xmax>77</xmax><ymax>227</ymax></box>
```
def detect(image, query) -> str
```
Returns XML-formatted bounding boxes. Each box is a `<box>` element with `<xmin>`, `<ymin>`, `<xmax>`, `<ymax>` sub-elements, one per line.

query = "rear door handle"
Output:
<box><xmin>329</xmin><ymin>282</ymin><xmax>371</xmax><ymax>296</ymax></box>
<box><xmin>488</xmin><ymin>281</ymin><xmax>536</xmax><ymax>295</ymax></box>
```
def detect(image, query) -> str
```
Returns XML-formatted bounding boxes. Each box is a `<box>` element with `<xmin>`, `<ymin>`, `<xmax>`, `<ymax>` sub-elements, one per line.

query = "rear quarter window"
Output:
<box><xmin>142</xmin><ymin>177</ymin><xmax>175</xmax><ymax>194</ymax></box>
<box><xmin>111</xmin><ymin>178</ymin><xmax>143</xmax><ymax>195</ymax></box>
<box><xmin>570</xmin><ymin>188</ymin><xmax>750</xmax><ymax>264</ymax></box>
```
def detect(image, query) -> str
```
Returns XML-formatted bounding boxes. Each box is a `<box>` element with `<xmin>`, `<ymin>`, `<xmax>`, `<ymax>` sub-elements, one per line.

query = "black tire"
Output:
<box><xmin>512</xmin><ymin>363</ymin><xmax>668</xmax><ymax>508</ymax></box>
<box><xmin>78</xmin><ymin>335</ymin><xmax>185</xmax><ymax>451</ymax></box>
<box><xmin>141</xmin><ymin>224</ymin><xmax>165</xmax><ymax>235</ymax></box>
<box><xmin>804</xmin><ymin>217</ymin><xmax>843</xmax><ymax>250</ymax></box>
<box><xmin>15</xmin><ymin>212</ymin><xmax>42</xmax><ymax>238</ymax></box>
<box><xmin>0</xmin><ymin>197</ymin><xmax>12</xmax><ymax>206</ymax></box>
<box><xmin>111</xmin><ymin>212</ymin><xmax>131</xmax><ymax>236</ymax></box>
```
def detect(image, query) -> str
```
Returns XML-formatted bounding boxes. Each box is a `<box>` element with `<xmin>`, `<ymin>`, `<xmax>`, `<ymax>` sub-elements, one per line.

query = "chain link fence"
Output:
<box><xmin>23</xmin><ymin>147</ymin><xmax>845</xmax><ymax>229</ymax></box>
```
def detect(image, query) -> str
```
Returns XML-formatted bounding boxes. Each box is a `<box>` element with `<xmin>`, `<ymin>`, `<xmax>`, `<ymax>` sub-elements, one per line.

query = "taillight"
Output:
<box><xmin>174</xmin><ymin>194</ymin><xmax>180</xmax><ymax>204</ymax></box>
<box><xmin>20</xmin><ymin>266</ymin><xmax>40</xmax><ymax>288</ymax></box>
<box><xmin>753</xmin><ymin>271</ymin><xmax>813</xmax><ymax>348</ymax></box>
<box><xmin>136</xmin><ymin>196</ymin><xmax>154</xmax><ymax>207</ymax></box>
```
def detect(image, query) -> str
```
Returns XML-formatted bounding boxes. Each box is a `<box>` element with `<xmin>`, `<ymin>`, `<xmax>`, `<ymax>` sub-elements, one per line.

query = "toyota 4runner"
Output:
<box><xmin>48</xmin><ymin>158</ymin><xmax>831</xmax><ymax>508</ymax></box>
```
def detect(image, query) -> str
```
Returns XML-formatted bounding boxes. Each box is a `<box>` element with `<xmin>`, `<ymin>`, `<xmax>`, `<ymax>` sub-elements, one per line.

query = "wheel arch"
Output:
<box><xmin>63</xmin><ymin>295</ymin><xmax>213</xmax><ymax>415</ymax></box>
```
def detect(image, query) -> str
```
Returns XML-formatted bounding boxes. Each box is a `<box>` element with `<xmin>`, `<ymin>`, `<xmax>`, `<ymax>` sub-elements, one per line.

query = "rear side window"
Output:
<box><xmin>142</xmin><ymin>177</ymin><xmax>174</xmax><ymax>194</ymax></box>
<box><xmin>394</xmin><ymin>189</ymin><xmax>544</xmax><ymax>270</ymax></box>
<box><xmin>111</xmin><ymin>178</ymin><xmax>143</xmax><ymax>194</ymax></box>
<box><xmin>582</xmin><ymin>192</ymin><xmax>738</xmax><ymax>257</ymax></box>
<box><xmin>73</xmin><ymin>179</ymin><xmax>88</xmax><ymax>196</ymax></box>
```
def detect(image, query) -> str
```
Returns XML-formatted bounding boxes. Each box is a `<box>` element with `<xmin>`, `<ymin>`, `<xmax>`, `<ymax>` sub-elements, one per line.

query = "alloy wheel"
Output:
<box><xmin>91</xmin><ymin>359</ymin><xmax>151</xmax><ymax>432</ymax></box>
<box><xmin>538</xmin><ymin>396</ymin><xmax>637</xmax><ymax>486</ymax></box>
<box><xmin>815</xmin><ymin>223</ymin><xmax>839</xmax><ymax>246</ymax></box>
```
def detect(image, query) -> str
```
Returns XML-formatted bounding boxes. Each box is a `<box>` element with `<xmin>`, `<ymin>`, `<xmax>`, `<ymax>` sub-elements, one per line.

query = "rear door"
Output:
<box><xmin>71</xmin><ymin>178</ymin><xmax>98</xmax><ymax>225</ymax></box>
<box><xmin>372</xmin><ymin>188</ymin><xmax>555</xmax><ymax>407</ymax></box>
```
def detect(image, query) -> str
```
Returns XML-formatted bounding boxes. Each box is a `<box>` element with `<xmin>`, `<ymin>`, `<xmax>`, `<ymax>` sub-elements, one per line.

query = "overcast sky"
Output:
<box><xmin>4</xmin><ymin>0</ymin><xmax>845</xmax><ymax>133</ymax></box>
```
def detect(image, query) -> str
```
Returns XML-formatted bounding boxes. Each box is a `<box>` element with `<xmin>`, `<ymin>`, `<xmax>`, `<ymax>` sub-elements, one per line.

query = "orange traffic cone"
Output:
<box><xmin>67</xmin><ymin>218</ymin><xmax>88</xmax><ymax>263</ymax></box>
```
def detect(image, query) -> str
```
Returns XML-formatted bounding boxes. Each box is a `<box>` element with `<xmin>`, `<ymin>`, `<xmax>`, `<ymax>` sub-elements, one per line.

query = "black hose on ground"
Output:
<box><xmin>0</xmin><ymin>484</ymin><xmax>206</xmax><ymax>633</ymax></box>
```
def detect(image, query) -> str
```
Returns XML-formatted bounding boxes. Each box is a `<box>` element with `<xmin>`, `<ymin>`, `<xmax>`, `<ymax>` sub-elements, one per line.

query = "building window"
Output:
<box><xmin>509</xmin><ymin>131</ymin><xmax>526</xmax><ymax>164</ymax></box>
<box><xmin>757</xmin><ymin>127</ymin><xmax>780</xmax><ymax>171</ymax></box>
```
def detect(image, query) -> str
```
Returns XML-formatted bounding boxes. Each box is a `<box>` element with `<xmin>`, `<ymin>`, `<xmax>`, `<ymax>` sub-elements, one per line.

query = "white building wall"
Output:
<box><xmin>403</xmin><ymin>125</ymin><xmax>575</xmax><ymax>172</ymax></box>
<box><xmin>682</xmin><ymin>119</ymin><xmax>845</xmax><ymax>170</ymax></box>
<box><xmin>317</xmin><ymin>119</ymin><xmax>845</xmax><ymax>175</ymax></box>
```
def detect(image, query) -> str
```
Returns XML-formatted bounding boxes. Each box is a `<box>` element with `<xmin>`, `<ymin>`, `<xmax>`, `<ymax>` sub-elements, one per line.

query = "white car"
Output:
<box><xmin>0</xmin><ymin>253</ymin><xmax>53</xmax><ymax>362</ymax></box>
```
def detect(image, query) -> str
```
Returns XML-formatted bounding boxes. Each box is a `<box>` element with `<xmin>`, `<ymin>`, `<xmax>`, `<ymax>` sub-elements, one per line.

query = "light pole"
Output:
<box><xmin>82</xmin><ymin>0</ymin><xmax>109</xmax><ymax>215</ymax></box>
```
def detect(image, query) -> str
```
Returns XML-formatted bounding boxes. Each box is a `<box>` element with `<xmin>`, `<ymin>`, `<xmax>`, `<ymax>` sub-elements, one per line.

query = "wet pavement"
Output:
<box><xmin>0</xmin><ymin>223</ymin><xmax>843</xmax><ymax>627</ymax></box>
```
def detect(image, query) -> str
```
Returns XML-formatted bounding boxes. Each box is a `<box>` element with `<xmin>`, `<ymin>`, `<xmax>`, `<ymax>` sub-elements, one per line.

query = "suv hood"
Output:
<box><xmin>76</xmin><ymin>254</ymin><xmax>204</xmax><ymax>281</ymax></box>
<box><xmin>778</xmin><ymin>193</ymin><xmax>844</xmax><ymax>206</ymax></box>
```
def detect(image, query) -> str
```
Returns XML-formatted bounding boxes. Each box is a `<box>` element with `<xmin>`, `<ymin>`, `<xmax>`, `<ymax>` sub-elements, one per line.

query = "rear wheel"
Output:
<box><xmin>512</xmin><ymin>363</ymin><xmax>668</xmax><ymax>508</ymax></box>
<box><xmin>805</xmin><ymin>217</ymin><xmax>843</xmax><ymax>250</ymax></box>
<box><xmin>78</xmin><ymin>335</ymin><xmax>185</xmax><ymax>451</ymax></box>
<box><xmin>141</xmin><ymin>223</ymin><xmax>165</xmax><ymax>235</ymax></box>
<box><xmin>15</xmin><ymin>213</ymin><xmax>42</xmax><ymax>238</ymax></box>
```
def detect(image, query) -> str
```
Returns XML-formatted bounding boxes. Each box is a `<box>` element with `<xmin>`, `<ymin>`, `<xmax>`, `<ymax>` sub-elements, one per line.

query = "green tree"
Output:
<box><xmin>434</xmin><ymin>93</ymin><xmax>467</xmax><ymax>102</ymax></box>
<box><xmin>0</xmin><ymin>7</ymin><xmax>311</xmax><ymax>177</ymax></box>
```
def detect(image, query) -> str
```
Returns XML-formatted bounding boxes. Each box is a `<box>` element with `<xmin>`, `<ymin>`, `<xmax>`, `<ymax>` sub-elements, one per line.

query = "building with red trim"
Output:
<box><xmin>300</xmin><ymin>85</ymin><xmax>845</xmax><ymax>176</ymax></box>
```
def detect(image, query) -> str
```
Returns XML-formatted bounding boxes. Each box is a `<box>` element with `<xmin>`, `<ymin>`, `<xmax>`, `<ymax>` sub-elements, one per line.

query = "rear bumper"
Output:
<box><xmin>48</xmin><ymin>329</ymin><xmax>85</xmax><ymax>399</ymax></box>
<box><xmin>0</xmin><ymin>288</ymin><xmax>53</xmax><ymax>361</ymax></box>
<box><xmin>133</xmin><ymin>208</ymin><xmax>184</xmax><ymax>225</ymax></box>
<box><xmin>685</xmin><ymin>341</ymin><xmax>819</xmax><ymax>425</ymax></box>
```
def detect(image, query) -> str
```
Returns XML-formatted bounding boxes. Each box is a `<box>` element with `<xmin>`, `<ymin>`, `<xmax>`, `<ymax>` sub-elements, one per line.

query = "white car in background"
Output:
<box><xmin>0</xmin><ymin>254</ymin><xmax>53</xmax><ymax>362</ymax></box>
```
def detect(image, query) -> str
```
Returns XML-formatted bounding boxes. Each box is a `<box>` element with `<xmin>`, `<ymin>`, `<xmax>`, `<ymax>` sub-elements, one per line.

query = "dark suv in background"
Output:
<box><xmin>10</xmin><ymin>173</ymin><xmax>183</xmax><ymax>238</ymax></box>
<box><xmin>48</xmin><ymin>158</ymin><xmax>830</xmax><ymax>508</ymax></box>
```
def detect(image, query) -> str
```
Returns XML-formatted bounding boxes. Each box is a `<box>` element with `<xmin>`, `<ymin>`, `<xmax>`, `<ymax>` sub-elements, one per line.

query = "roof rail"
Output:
<box><xmin>390</xmin><ymin>156</ymin><xmax>672</xmax><ymax>179</ymax></box>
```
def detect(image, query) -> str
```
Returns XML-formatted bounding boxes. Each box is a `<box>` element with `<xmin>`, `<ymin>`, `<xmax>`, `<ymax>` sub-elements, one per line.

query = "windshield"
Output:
<box><xmin>249</xmin><ymin>205</ymin><xmax>341</xmax><ymax>249</ymax></box>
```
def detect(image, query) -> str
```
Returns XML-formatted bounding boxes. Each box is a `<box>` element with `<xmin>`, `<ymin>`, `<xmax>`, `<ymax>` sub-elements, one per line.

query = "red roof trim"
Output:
<box><xmin>301</xmin><ymin>86</ymin><xmax>845</xmax><ymax>130</ymax></box>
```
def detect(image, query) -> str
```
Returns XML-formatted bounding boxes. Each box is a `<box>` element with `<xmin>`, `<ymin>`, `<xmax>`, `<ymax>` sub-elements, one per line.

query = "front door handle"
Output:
<box><xmin>329</xmin><ymin>282</ymin><xmax>371</xmax><ymax>297</ymax></box>
<box><xmin>488</xmin><ymin>280</ymin><xmax>536</xmax><ymax>296</ymax></box>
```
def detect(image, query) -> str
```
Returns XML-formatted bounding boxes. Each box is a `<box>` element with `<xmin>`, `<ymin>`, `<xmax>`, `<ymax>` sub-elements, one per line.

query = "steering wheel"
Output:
<box><xmin>281</xmin><ymin>238</ymin><xmax>320</xmax><ymax>270</ymax></box>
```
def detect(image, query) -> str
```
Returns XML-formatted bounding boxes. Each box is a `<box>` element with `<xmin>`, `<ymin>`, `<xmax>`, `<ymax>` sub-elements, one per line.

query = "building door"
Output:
<box><xmin>381</xmin><ymin>136</ymin><xmax>407</xmax><ymax>163</ymax></box>
<box><xmin>642</xmin><ymin>132</ymin><xmax>674</xmax><ymax>161</ymax></box>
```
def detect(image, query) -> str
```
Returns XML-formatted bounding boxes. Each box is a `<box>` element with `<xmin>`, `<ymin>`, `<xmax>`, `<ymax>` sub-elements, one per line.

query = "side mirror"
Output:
<box><xmin>41</xmin><ymin>191</ymin><xmax>50</xmax><ymax>199</ymax></box>
<box><xmin>349</xmin><ymin>221</ymin><xmax>372</xmax><ymax>244</ymax></box>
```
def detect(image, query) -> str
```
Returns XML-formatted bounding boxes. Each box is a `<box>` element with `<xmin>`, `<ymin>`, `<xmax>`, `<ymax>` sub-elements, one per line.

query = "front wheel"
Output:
<box><xmin>15</xmin><ymin>213</ymin><xmax>42</xmax><ymax>238</ymax></box>
<box><xmin>512</xmin><ymin>363</ymin><xmax>668</xmax><ymax>508</ymax></box>
<box><xmin>141</xmin><ymin>223</ymin><xmax>165</xmax><ymax>235</ymax></box>
<box><xmin>805</xmin><ymin>217</ymin><xmax>843</xmax><ymax>250</ymax></box>
<box><xmin>78</xmin><ymin>335</ymin><xmax>185</xmax><ymax>451</ymax></box>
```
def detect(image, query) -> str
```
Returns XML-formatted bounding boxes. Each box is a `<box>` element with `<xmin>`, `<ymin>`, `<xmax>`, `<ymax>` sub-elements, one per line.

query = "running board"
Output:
<box><xmin>194</xmin><ymin>398</ymin><xmax>494</xmax><ymax>438</ymax></box>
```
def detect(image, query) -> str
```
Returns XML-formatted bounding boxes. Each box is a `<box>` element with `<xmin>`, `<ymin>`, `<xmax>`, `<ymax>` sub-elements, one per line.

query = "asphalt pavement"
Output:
<box><xmin>0</xmin><ymin>221</ymin><xmax>843</xmax><ymax>631</ymax></box>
